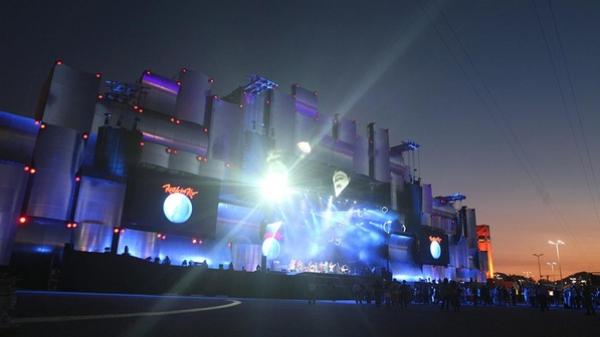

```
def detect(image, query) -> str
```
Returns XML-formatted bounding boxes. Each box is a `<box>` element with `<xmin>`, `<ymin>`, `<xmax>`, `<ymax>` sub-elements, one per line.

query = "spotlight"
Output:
<box><xmin>297</xmin><ymin>141</ymin><xmax>312</xmax><ymax>154</ymax></box>
<box><xmin>260</xmin><ymin>161</ymin><xmax>290</xmax><ymax>201</ymax></box>
<box><xmin>18</xmin><ymin>216</ymin><xmax>27</xmax><ymax>224</ymax></box>
<box><xmin>114</xmin><ymin>228</ymin><xmax>120</xmax><ymax>234</ymax></box>
<box><xmin>82</xmin><ymin>133</ymin><xmax>89</xmax><ymax>140</ymax></box>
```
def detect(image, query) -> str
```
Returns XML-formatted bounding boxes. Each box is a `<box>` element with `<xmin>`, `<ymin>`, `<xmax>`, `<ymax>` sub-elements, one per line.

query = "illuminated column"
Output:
<box><xmin>476</xmin><ymin>225</ymin><xmax>494</xmax><ymax>278</ymax></box>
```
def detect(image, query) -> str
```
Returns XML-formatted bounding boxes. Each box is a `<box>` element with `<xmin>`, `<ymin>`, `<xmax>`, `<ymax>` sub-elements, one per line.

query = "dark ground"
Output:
<box><xmin>5</xmin><ymin>291</ymin><xmax>600</xmax><ymax>337</ymax></box>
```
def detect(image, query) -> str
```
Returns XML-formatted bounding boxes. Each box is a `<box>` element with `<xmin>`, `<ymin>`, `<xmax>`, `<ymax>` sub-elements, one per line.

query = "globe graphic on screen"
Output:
<box><xmin>163</xmin><ymin>193</ymin><xmax>192</xmax><ymax>223</ymax></box>
<box><xmin>261</xmin><ymin>237</ymin><xmax>281</xmax><ymax>259</ymax></box>
<box><xmin>430</xmin><ymin>241</ymin><xmax>441</xmax><ymax>260</ymax></box>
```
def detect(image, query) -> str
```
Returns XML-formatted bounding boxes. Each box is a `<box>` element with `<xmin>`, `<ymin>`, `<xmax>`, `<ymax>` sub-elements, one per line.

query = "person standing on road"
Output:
<box><xmin>536</xmin><ymin>282</ymin><xmax>548</xmax><ymax>312</ymax></box>
<box><xmin>307</xmin><ymin>277</ymin><xmax>317</xmax><ymax>305</ymax></box>
<box><xmin>352</xmin><ymin>282</ymin><xmax>362</xmax><ymax>304</ymax></box>
<box><xmin>470</xmin><ymin>282</ymin><xmax>479</xmax><ymax>306</ymax></box>
<box><xmin>582</xmin><ymin>282</ymin><xmax>596</xmax><ymax>316</ymax></box>
<box><xmin>399</xmin><ymin>280</ymin><xmax>411</xmax><ymax>310</ymax></box>
<box><xmin>440</xmin><ymin>278</ymin><xmax>450</xmax><ymax>311</ymax></box>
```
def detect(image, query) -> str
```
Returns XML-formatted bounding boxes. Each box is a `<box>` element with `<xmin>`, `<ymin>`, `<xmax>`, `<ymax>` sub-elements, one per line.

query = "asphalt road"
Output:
<box><xmin>5</xmin><ymin>291</ymin><xmax>600</xmax><ymax>337</ymax></box>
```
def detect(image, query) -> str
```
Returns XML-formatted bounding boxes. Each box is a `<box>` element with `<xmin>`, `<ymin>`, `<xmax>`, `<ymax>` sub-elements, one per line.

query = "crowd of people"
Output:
<box><xmin>342</xmin><ymin>276</ymin><xmax>598</xmax><ymax>315</ymax></box>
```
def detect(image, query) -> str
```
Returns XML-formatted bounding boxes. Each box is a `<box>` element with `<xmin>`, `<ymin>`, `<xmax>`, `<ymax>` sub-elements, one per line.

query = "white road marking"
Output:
<box><xmin>13</xmin><ymin>300</ymin><xmax>241</xmax><ymax>324</ymax></box>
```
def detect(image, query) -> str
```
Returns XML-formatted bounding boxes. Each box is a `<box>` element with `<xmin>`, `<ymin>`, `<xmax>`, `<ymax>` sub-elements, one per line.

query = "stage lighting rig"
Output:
<box><xmin>297</xmin><ymin>141</ymin><xmax>312</xmax><ymax>154</ymax></box>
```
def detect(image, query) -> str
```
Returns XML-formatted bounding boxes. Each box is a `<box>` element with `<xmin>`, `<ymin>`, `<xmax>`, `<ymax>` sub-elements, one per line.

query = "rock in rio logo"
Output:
<box><xmin>161</xmin><ymin>184</ymin><xmax>198</xmax><ymax>224</ymax></box>
<box><xmin>429</xmin><ymin>236</ymin><xmax>442</xmax><ymax>260</ymax></box>
<box><xmin>162</xmin><ymin>184</ymin><xmax>198</xmax><ymax>199</ymax></box>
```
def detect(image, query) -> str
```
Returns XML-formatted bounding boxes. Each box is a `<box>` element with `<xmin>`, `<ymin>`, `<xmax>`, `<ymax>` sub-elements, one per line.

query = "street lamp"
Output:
<box><xmin>548</xmin><ymin>240</ymin><xmax>565</xmax><ymax>282</ymax></box>
<box><xmin>546</xmin><ymin>262</ymin><xmax>557</xmax><ymax>281</ymax></box>
<box><xmin>532</xmin><ymin>253</ymin><xmax>544</xmax><ymax>281</ymax></box>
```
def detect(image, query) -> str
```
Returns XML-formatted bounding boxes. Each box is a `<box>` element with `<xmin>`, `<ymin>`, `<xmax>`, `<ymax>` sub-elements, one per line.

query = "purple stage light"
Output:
<box><xmin>141</xmin><ymin>72</ymin><xmax>180</xmax><ymax>95</ymax></box>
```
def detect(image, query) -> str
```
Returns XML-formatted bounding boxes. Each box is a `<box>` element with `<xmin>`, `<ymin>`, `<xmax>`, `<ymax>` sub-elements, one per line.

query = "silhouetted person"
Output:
<box><xmin>400</xmin><ymin>280</ymin><xmax>411</xmax><ymax>309</ymax></box>
<box><xmin>373</xmin><ymin>278</ymin><xmax>383</xmax><ymax>308</ymax></box>
<box><xmin>153</xmin><ymin>257</ymin><xmax>160</xmax><ymax>264</ymax></box>
<box><xmin>162</xmin><ymin>256</ymin><xmax>171</xmax><ymax>265</ymax></box>
<box><xmin>583</xmin><ymin>283</ymin><xmax>596</xmax><ymax>315</ymax></box>
<box><xmin>122</xmin><ymin>245</ymin><xmax>130</xmax><ymax>256</ymax></box>
<box><xmin>352</xmin><ymin>282</ymin><xmax>362</xmax><ymax>304</ymax></box>
<box><xmin>307</xmin><ymin>278</ymin><xmax>317</xmax><ymax>305</ymax></box>
<box><xmin>511</xmin><ymin>287</ymin><xmax>517</xmax><ymax>306</ymax></box>
<box><xmin>440</xmin><ymin>279</ymin><xmax>450</xmax><ymax>311</ymax></box>
<box><xmin>536</xmin><ymin>283</ymin><xmax>548</xmax><ymax>312</ymax></box>
<box><xmin>181</xmin><ymin>260</ymin><xmax>188</xmax><ymax>267</ymax></box>
<box><xmin>199</xmin><ymin>260</ymin><xmax>208</xmax><ymax>269</ymax></box>
<box><xmin>470</xmin><ymin>283</ymin><xmax>479</xmax><ymax>306</ymax></box>
<box><xmin>228</xmin><ymin>262</ymin><xmax>234</xmax><ymax>271</ymax></box>
<box><xmin>450</xmin><ymin>280</ymin><xmax>461</xmax><ymax>312</ymax></box>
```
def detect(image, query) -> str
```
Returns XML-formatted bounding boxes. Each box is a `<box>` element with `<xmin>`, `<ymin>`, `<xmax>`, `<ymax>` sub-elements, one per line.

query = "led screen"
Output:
<box><xmin>121</xmin><ymin>168</ymin><xmax>220</xmax><ymax>237</ymax></box>
<box><xmin>416</xmin><ymin>226</ymin><xmax>449</xmax><ymax>266</ymax></box>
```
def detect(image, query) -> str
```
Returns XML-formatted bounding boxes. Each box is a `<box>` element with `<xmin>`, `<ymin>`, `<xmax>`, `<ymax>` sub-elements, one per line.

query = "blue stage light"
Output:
<box><xmin>162</xmin><ymin>193</ymin><xmax>192</xmax><ymax>223</ymax></box>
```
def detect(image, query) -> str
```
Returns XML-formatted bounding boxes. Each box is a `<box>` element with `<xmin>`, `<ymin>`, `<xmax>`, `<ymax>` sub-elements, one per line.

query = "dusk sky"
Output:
<box><xmin>2</xmin><ymin>0</ymin><xmax>600</xmax><ymax>277</ymax></box>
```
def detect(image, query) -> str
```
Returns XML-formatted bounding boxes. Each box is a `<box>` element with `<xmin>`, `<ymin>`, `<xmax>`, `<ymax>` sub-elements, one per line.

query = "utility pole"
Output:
<box><xmin>532</xmin><ymin>253</ymin><xmax>544</xmax><ymax>281</ymax></box>
<box><xmin>548</xmin><ymin>240</ymin><xmax>565</xmax><ymax>283</ymax></box>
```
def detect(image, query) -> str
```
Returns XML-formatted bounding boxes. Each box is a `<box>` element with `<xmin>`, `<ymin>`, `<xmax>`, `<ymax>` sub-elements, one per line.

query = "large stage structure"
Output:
<box><xmin>0</xmin><ymin>61</ymin><xmax>491</xmax><ymax>282</ymax></box>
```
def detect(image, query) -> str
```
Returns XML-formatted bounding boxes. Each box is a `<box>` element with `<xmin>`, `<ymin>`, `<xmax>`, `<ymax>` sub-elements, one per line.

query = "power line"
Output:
<box><xmin>531</xmin><ymin>0</ymin><xmax>600</xmax><ymax>224</ymax></box>
<box><xmin>418</xmin><ymin>0</ymin><xmax>580</xmax><ymax>246</ymax></box>
<box><xmin>546</xmin><ymin>0</ymin><xmax>600</xmax><ymax>224</ymax></box>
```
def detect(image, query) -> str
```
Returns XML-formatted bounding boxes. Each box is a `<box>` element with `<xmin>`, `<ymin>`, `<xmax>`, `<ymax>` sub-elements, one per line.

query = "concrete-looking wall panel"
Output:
<box><xmin>209</xmin><ymin>100</ymin><xmax>243</xmax><ymax>165</ymax></box>
<box><xmin>337</xmin><ymin>117</ymin><xmax>356</xmax><ymax>144</ymax></box>
<box><xmin>270</xmin><ymin>91</ymin><xmax>295</xmax><ymax>153</ymax></box>
<box><xmin>74</xmin><ymin>177</ymin><xmax>126</xmax><ymax>227</ymax></box>
<box><xmin>73</xmin><ymin>222</ymin><xmax>114</xmax><ymax>253</ymax></box>
<box><xmin>0</xmin><ymin>163</ymin><xmax>29</xmax><ymax>264</ymax></box>
<box><xmin>374</xmin><ymin>127</ymin><xmax>390</xmax><ymax>182</ymax></box>
<box><xmin>38</xmin><ymin>64</ymin><xmax>100</xmax><ymax>132</ymax></box>
<box><xmin>27</xmin><ymin>125</ymin><xmax>82</xmax><ymax>220</ymax></box>
<box><xmin>353</xmin><ymin>135</ymin><xmax>369</xmax><ymax>176</ymax></box>
<box><xmin>139</xmin><ymin>142</ymin><xmax>170</xmax><ymax>169</ymax></box>
<box><xmin>168</xmin><ymin>151</ymin><xmax>200</xmax><ymax>175</ymax></box>
<box><xmin>242</xmin><ymin>92</ymin><xmax>266</xmax><ymax>134</ymax></box>
<box><xmin>175</xmin><ymin>70</ymin><xmax>211</xmax><ymax>125</ymax></box>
